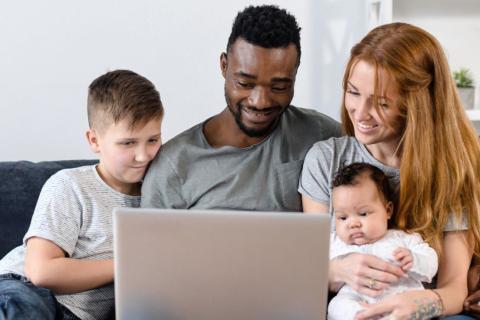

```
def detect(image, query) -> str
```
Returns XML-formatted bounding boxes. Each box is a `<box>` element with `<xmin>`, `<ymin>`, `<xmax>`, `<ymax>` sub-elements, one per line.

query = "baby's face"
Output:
<box><xmin>332</xmin><ymin>175</ymin><xmax>391</xmax><ymax>245</ymax></box>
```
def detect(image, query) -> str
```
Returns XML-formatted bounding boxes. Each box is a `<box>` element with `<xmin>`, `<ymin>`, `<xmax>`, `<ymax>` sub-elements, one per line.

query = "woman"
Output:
<box><xmin>299</xmin><ymin>22</ymin><xmax>480</xmax><ymax>319</ymax></box>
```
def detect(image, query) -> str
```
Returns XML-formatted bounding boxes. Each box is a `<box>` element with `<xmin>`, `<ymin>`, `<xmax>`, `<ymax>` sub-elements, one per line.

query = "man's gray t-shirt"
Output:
<box><xmin>142</xmin><ymin>106</ymin><xmax>341</xmax><ymax>211</ymax></box>
<box><xmin>0</xmin><ymin>165</ymin><xmax>141</xmax><ymax>320</ymax></box>
<box><xmin>299</xmin><ymin>136</ymin><xmax>467</xmax><ymax>231</ymax></box>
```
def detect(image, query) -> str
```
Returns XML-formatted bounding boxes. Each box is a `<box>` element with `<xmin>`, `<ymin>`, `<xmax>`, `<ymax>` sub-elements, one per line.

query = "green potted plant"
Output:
<box><xmin>453</xmin><ymin>68</ymin><xmax>475</xmax><ymax>109</ymax></box>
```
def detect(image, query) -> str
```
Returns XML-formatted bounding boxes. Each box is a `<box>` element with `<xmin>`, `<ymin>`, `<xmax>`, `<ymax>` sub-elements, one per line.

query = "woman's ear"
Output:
<box><xmin>86</xmin><ymin>129</ymin><xmax>101</xmax><ymax>153</ymax></box>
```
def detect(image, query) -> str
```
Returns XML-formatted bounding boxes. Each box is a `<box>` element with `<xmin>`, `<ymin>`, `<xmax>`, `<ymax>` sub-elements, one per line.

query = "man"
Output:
<box><xmin>141</xmin><ymin>5</ymin><xmax>340</xmax><ymax>211</ymax></box>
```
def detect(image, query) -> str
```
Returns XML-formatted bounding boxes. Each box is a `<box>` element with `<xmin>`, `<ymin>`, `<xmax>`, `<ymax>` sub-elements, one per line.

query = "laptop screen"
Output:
<box><xmin>114</xmin><ymin>208</ymin><xmax>330</xmax><ymax>320</ymax></box>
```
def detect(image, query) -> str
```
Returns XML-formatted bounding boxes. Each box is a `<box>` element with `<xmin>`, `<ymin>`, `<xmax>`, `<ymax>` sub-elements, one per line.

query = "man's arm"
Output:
<box><xmin>24</xmin><ymin>237</ymin><xmax>113</xmax><ymax>295</ymax></box>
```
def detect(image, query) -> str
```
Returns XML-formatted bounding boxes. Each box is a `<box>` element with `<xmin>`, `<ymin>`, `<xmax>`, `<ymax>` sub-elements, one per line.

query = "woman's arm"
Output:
<box><xmin>356</xmin><ymin>231</ymin><xmax>472</xmax><ymax>319</ymax></box>
<box><xmin>25</xmin><ymin>237</ymin><xmax>114</xmax><ymax>295</ymax></box>
<box><xmin>302</xmin><ymin>194</ymin><xmax>329</xmax><ymax>214</ymax></box>
<box><xmin>302</xmin><ymin>195</ymin><xmax>404</xmax><ymax>295</ymax></box>
<box><xmin>436</xmin><ymin>230</ymin><xmax>472</xmax><ymax>314</ymax></box>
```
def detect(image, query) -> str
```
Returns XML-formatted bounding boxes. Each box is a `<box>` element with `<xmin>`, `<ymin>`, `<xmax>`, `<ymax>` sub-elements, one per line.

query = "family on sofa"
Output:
<box><xmin>1</xmin><ymin>4</ymin><xmax>479</xmax><ymax>320</ymax></box>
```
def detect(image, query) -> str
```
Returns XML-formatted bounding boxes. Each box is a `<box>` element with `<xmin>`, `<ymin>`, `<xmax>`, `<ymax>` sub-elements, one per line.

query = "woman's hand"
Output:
<box><xmin>357</xmin><ymin>231</ymin><xmax>472</xmax><ymax>319</ymax></box>
<box><xmin>464</xmin><ymin>290</ymin><xmax>480</xmax><ymax>315</ymax></box>
<box><xmin>464</xmin><ymin>262</ymin><xmax>480</xmax><ymax>315</ymax></box>
<box><xmin>355</xmin><ymin>290</ymin><xmax>443</xmax><ymax>320</ymax></box>
<box><xmin>331</xmin><ymin>252</ymin><xmax>405</xmax><ymax>297</ymax></box>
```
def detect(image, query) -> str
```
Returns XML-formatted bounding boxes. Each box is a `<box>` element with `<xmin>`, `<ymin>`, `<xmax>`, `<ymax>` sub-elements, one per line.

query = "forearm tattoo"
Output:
<box><xmin>409</xmin><ymin>295</ymin><xmax>443</xmax><ymax>320</ymax></box>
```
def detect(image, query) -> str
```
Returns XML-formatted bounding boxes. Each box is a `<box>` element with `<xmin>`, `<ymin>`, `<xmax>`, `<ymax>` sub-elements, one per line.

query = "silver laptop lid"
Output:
<box><xmin>114</xmin><ymin>208</ymin><xmax>330</xmax><ymax>320</ymax></box>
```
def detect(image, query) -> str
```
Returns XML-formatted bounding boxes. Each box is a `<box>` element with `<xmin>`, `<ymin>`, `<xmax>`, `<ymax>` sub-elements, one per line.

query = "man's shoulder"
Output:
<box><xmin>284</xmin><ymin>106</ymin><xmax>341</xmax><ymax>136</ymax></box>
<box><xmin>160</xmin><ymin>122</ymin><xmax>205</xmax><ymax>156</ymax></box>
<box><xmin>286</xmin><ymin>106</ymin><xmax>338</xmax><ymax>123</ymax></box>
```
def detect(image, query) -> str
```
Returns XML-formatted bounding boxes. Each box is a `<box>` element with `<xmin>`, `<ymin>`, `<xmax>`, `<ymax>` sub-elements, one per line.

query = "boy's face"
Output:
<box><xmin>332</xmin><ymin>174</ymin><xmax>392</xmax><ymax>245</ymax></box>
<box><xmin>87</xmin><ymin>117</ymin><xmax>162</xmax><ymax>195</ymax></box>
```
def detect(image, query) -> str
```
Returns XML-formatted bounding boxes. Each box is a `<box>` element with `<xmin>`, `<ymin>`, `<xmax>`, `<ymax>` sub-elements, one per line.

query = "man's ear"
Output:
<box><xmin>220</xmin><ymin>52</ymin><xmax>228</xmax><ymax>78</ymax></box>
<box><xmin>386</xmin><ymin>201</ymin><xmax>394</xmax><ymax>219</ymax></box>
<box><xmin>86</xmin><ymin>129</ymin><xmax>101</xmax><ymax>153</ymax></box>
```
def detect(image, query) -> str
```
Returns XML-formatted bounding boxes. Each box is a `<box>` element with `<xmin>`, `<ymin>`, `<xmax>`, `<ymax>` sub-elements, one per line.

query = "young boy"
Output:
<box><xmin>0</xmin><ymin>70</ymin><xmax>164</xmax><ymax>320</ymax></box>
<box><xmin>327</xmin><ymin>163</ymin><xmax>438</xmax><ymax>320</ymax></box>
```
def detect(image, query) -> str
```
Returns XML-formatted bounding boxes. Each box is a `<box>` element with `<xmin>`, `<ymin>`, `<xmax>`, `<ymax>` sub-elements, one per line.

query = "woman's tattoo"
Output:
<box><xmin>409</xmin><ymin>297</ymin><xmax>443</xmax><ymax>320</ymax></box>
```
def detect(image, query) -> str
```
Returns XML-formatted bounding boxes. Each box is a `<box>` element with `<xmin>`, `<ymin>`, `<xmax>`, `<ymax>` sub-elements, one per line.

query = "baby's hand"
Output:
<box><xmin>393</xmin><ymin>247</ymin><xmax>413</xmax><ymax>271</ymax></box>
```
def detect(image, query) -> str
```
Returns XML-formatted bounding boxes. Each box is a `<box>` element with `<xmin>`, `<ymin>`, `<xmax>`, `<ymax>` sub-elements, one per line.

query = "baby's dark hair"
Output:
<box><xmin>333</xmin><ymin>162</ymin><xmax>394</xmax><ymax>204</ymax></box>
<box><xmin>227</xmin><ymin>5</ymin><xmax>301</xmax><ymax>63</ymax></box>
<box><xmin>87</xmin><ymin>69</ymin><xmax>164</xmax><ymax>132</ymax></box>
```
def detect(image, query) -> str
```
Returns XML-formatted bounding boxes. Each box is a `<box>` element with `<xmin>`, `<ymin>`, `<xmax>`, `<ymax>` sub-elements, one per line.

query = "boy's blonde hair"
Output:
<box><xmin>87</xmin><ymin>70</ymin><xmax>164</xmax><ymax>133</ymax></box>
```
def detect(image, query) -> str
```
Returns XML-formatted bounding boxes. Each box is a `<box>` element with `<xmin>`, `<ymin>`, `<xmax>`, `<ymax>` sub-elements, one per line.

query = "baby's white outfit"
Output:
<box><xmin>328</xmin><ymin>229</ymin><xmax>438</xmax><ymax>320</ymax></box>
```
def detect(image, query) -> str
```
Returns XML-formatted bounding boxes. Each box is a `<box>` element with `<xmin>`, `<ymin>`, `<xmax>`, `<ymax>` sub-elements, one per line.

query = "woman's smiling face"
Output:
<box><xmin>344</xmin><ymin>59</ymin><xmax>403</xmax><ymax>148</ymax></box>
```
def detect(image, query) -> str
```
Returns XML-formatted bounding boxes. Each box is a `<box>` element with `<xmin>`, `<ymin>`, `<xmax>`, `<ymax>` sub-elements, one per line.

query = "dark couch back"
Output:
<box><xmin>0</xmin><ymin>160</ymin><xmax>98</xmax><ymax>258</ymax></box>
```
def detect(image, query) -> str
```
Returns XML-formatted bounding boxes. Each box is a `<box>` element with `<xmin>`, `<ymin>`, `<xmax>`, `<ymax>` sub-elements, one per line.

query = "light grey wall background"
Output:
<box><xmin>0</xmin><ymin>0</ymin><xmax>369</xmax><ymax>161</ymax></box>
<box><xmin>1</xmin><ymin>1</ymin><xmax>477</xmax><ymax>161</ymax></box>
<box><xmin>392</xmin><ymin>0</ymin><xmax>480</xmax><ymax>110</ymax></box>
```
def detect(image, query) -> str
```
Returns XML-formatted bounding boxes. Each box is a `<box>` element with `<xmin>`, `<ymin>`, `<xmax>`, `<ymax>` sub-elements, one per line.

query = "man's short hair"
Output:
<box><xmin>87</xmin><ymin>69</ymin><xmax>164</xmax><ymax>132</ymax></box>
<box><xmin>227</xmin><ymin>5</ymin><xmax>301</xmax><ymax>62</ymax></box>
<box><xmin>333</xmin><ymin>162</ymin><xmax>394</xmax><ymax>204</ymax></box>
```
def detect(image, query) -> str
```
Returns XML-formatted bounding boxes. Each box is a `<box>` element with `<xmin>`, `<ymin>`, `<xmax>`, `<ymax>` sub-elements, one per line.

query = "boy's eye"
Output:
<box><xmin>148</xmin><ymin>138</ymin><xmax>160</xmax><ymax>144</ymax></box>
<box><xmin>119</xmin><ymin>141</ymin><xmax>135</xmax><ymax>146</ymax></box>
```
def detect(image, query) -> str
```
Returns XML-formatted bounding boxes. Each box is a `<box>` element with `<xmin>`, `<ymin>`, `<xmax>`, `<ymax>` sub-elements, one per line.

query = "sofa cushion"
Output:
<box><xmin>0</xmin><ymin>160</ymin><xmax>98</xmax><ymax>258</ymax></box>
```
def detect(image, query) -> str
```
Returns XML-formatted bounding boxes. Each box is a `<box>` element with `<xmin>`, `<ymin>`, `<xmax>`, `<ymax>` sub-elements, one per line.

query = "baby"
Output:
<box><xmin>328</xmin><ymin>163</ymin><xmax>438</xmax><ymax>320</ymax></box>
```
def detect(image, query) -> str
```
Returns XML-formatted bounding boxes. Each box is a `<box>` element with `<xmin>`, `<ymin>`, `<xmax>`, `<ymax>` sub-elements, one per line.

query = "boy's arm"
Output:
<box><xmin>25</xmin><ymin>237</ymin><xmax>113</xmax><ymax>295</ymax></box>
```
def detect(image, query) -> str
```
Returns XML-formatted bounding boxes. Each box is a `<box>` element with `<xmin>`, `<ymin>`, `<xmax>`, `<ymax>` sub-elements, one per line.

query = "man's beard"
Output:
<box><xmin>225</xmin><ymin>92</ymin><xmax>287</xmax><ymax>138</ymax></box>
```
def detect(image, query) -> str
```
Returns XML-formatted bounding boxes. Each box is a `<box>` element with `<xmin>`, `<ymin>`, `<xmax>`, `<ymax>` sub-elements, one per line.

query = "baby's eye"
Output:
<box><xmin>359</xmin><ymin>212</ymin><xmax>368</xmax><ymax>217</ymax></box>
<box><xmin>337</xmin><ymin>216</ymin><xmax>347</xmax><ymax>221</ymax></box>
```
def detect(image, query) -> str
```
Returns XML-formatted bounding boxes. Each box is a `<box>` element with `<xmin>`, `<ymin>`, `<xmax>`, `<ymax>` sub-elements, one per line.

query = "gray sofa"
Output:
<box><xmin>0</xmin><ymin>160</ymin><xmax>97</xmax><ymax>257</ymax></box>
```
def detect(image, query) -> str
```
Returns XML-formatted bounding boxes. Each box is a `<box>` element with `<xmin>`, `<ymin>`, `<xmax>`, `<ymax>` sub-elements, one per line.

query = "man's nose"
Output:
<box><xmin>248</xmin><ymin>87</ymin><xmax>272</xmax><ymax>110</ymax></box>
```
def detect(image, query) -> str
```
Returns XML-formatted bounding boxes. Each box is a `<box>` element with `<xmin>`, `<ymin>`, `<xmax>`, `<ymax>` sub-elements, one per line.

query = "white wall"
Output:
<box><xmin>0</xmin><ymin>0</ymin><xmax>370</xmax><ymax>161</ymax></box>
<box><xmin>392</xmin><ymin>0</ymin><xmax>480</xmax><ymax>109</ymax></box>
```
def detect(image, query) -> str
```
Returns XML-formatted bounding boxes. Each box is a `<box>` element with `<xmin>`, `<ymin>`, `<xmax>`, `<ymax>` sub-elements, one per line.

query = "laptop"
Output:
<box><xmin>114</xmin><ymin>208</ymin><xmax>330</xmax><ymax>320</ymax></box>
